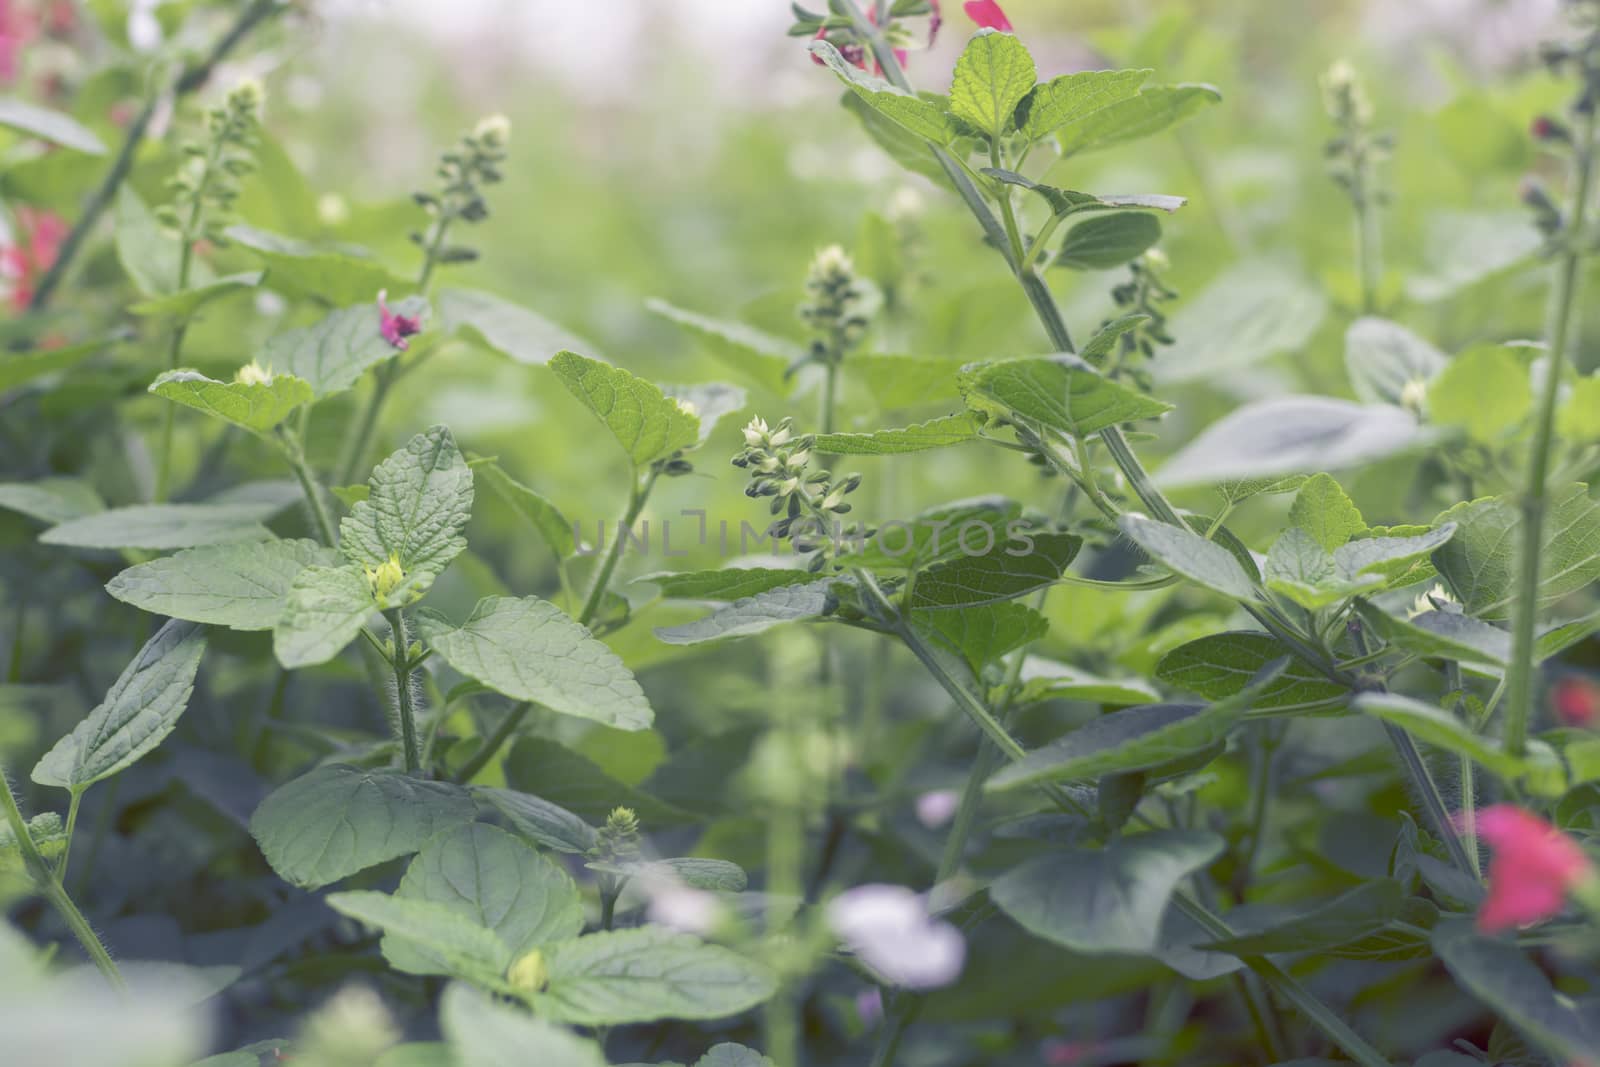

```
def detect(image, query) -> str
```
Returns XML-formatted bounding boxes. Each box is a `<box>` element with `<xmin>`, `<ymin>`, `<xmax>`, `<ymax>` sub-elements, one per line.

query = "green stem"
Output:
<box><xmin>383</xmin><ymin>609</ymin><xmax>422</xmax><ymax>774</ymax></box>
<box><xmin>1505</xmin><ymin>104</ymin><xmax>1600</xmax><ymax>757</ymax></box>
<box><xmin>0</xmin><ymin>771</ymin><xmax>123</xmax><ymax>989</ymax></box>
<box><xmin>578</xmin><ymin>470</ymin><xmax>658</xmax><ymax>627</ymax></box>
<box><xmin>25</xmin><ymin>0</ymin><xmax>281</xmax><ymax>314</ymax></box>
<box><xmin>153</xmin><ymin>160</ymin><xmax>212</xmax><ymax>502</ymax></box>
<box><xmin>281</xmin><ymin>433</ymin><xmax>339</xmax><ymax>546</ymax></box>
<box><xmin>56</xmin><ymin>791</ymin><xmax>81</xmax><ymax>881</ymax></box>
<box><xmin>453</xmin><ymin>701</ymin><xmax>530</xmax><ymax>783</ymax></box>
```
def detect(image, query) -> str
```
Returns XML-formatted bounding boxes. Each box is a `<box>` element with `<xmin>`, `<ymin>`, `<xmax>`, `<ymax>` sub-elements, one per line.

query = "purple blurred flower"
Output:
<box><xmin>916</xmin><ymin>789</ymin><xmax>959</xmax><ymax>829</ymax></box>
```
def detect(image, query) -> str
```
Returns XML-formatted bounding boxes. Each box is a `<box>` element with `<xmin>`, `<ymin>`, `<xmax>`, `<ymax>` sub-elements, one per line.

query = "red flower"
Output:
<box><xmin>3</xmin><ymin>205</ymin><xmax>67</xmax><ymax>313</ymax></box>
<box><xmin>377</xmin><ymin>290</ymin><xmax>422</xmax><ymax>350</ymax></box>
<box><xmin>1553</xmin><ymin>675</ymin><xmax>1600</xmax><ymax>728</ymax></box>
<box><xmin>0</xmin><ymin>0</ymin><xmax>37</xmax><ymax>84</ymax></box>
<box><xmin>1459</xmin><ymin>805</ymin><xmax>1593</xmax><ymax>932</ymax></box>
<box><xmin>964</xmin><ymin>0</ymin><xmax>1013</xmax><ymax>32</ymax></box>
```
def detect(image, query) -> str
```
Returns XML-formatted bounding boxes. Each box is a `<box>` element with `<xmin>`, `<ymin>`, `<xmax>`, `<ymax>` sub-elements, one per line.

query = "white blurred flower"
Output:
<box><xmin>127</xmin><ymin>0</ymin><xmax>162</xmax><ymax>53</ymax></box>
<box><xmin>645</xmin><ymin>882</ymin><xmax>724</xmax><ymax>935</ymax></box>
<box><xmin>916</xmin><ymin>789</ymin><xmax>959</xmax><ymax>829</ymax></box>
<box><xmin>827</xmin><ymin>884</ymin><xmax>965</xmax><ymax>989</ymax></box>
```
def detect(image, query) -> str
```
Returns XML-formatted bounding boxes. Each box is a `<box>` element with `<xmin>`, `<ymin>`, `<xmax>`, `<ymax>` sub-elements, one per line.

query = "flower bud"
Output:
<box><xmin>507</xmin><ymin>949</ymin><xmax>549</xmax><ymax>992</ymax></box>
<box><xmin>234</xmin><ymin>360</ymin><xmax>273</xmax><ymax>386</ymax></box>
<box><xmin>364</xmin><ymin>552</ymin><xmax>405</xmax><ymax>605</ymax></box>
<box><xmin>474</xmin><ymin>113</ymin><xmax>512</xmax><ymax>148</ymax></box>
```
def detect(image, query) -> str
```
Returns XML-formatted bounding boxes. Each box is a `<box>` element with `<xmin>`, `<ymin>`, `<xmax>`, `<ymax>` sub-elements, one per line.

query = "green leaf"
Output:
<box><xmin>40</xmin><ymin>504</ymin><xmax>273</xmax><ymax>550</ymax></box>
<box><xmin>1344</xmin><ymin>317</ymin><xmax>1447</xmax><ymax>406</ymax></box>
<box><xmin>1054</xmin><ymin>213</ymin><xmax>1162</xmax><ymax>271</ymax></box>
<box><xmin>663</xmin><ymin>382</ymin><xmax>748</xmax><ymax>444</ymax></box>
<box><xmin>471</xmin><ymin>456</ymin><xmax>575</xmax><ymax>560</ymax></box>
<box><xmin>1118</xmin><ymin>514</ymin><xmax>1257</xmax><ymax>601</ymax></box>
<box><xmin>1333</xmin><ymin>526</ymin><xmax>1455</xmax><ymax>581</ymax></box>
<box><xmin>646</xmin><ymin>300</ymin><xmax>801</xmax><ymax>395</ymax></box>
<box><xmin>991</xmin><ymin>701</ymin><xmax>1235</xmax><ymax>792</ymax></box>
<box><xmin>1353</xmin><ymin>692</ymin><xmax>1527</xmax><ymax>778</ymax></box>
<box><xmin>107</xmin><ymin>538</ymin><xmax>334</xmax><ymax>630</ymax></box>
<box><xmin>417</xmin><ymin>596</ymin><xmax>652</xmax><ymax>731</ymax></box>
<box><xmin>983</xmin><ymin>170</ymin><xmax>1186</xmax><ymax>219</ymax></box>
<box><xmin>1056</xmin><ymin>84</ymin><xmax>1220</xmax><ymax>157</ymax></box>
<box><xmin>259</xmin><ymin>297</ymin><xmax>429</xmax><ymax>398</ymax></box>
<box><xmin>1264</xmin><ymin>528</ymin><xmax>1382</xmax><ymax>610</ymax></box>
<box><xmin>504</xmin><ymin>737</ymin><xmax>696</xmax><ymax>827</ymax></box>
<box><xmin>1428</xmin><ymin>345</ymin><xmax>1531</xmax><ymax>443</ymax></box>
<box><xmin>1010</xmin><ymin>657</ymin><xmax>1162</xmax><ymax>707</ymax></box>
<box><xmin>851</xmin><ymin>353</ymin><xmax>968</xmax><ymax>410</ymax></box>
<box><xmin>271</xmin><ymin>564</ymin><xmax>374</xmax><ymax>669</ymax></box>
<box><xmin>1559</xmin><ymin>376</ymin><xmax>1600</xmax><ymax>440</ymax></box>
<box><xmin>641</xmin><ymin>567</ymin><xmax>814</xmax><ymax>601</ymax></box>
<box><xmin>441</xmin><ymin>983</ymin><xmax>607</xmax><ymax>1067</ymax></box>
<box><xmin>1199</xmin><ymin>881</ymin><xmax>1407</xmax><ymax>955</ymax></box>
<box><xmin>602</xmin><ymin>857</ymin><xmax>749</xmax><ymax>894</ymax></box>
<box><xmin>950</xmin><ymin>29</ymin><xmax>1037</xmax><ymax>139</ymax></box>
<box><xmin>1155</xmin><ymin>397</ymin><xmax>1429</xmax><ymax>489</ymax></box>
<box><xmin>1405</xmin><ymin>212</ymin><xmax>1542</xmax><ymax>303</ymax></box>
<box><xmin>654</xmin><ymin>579</ymin><xmax>839</xmax><ymax>645</ymax></box>
<box><xmin>475</xmin><ymin>787</ymin><xmax>599</xmax><ymax>854</ymax></box>
<box><xmin>341</xmin><ymin>425</ymin><xmax>475</xmax><ymax>594</ymax></box>
<box><xmin>1432</xmin><ymin>484</ymin><xmax>1600</xmax><ymax>618</ymax></box>
<box><xmin>907</xmin><ymin>531</ymin><xmax>1081</xmax><ymax>610</ymax></box>
<box><xmin>852</xmin><ymin>497</ymin><xmax>1022</xmax><ymax>571</ymax></box>
<box><xmin>840</xmin><ymin>92</ymin><xmax>952</xmax><ymax>187</ymax></box>
<box><xmin>0</xmin><ymin>337</ymin><xmax>112</xmax><ymax>393</ymax></box>
<box><xmin>1156</xmin><ymin>632</ymin><xmax>1347</xmax><ymax>710</ymax></box>
<box><xmin>813</xmin><ymin>413</ymin><xmax>980</xmax><ymax>454</ymax></box>
<box><xmin>694</xmin><ymin>1045</ymin><xmax>775</xmax><ymax>1067</ymax></box>
<box><xmin>914</xmin><ymin>601</ymin><xmax>1049</xmax><ymax>673</ymax></box>
<box><xmin>1356</xmin><ymin>604</ymin><xmax>1512</xmax><ymax>667</ymax></box>
<box><xmin>249</xmin><ymin>764</ymin><xmax>477</xmax><ymax>889</ymax></box>
<box><xmin>1149</xmin><ymin>260</ymin><xmax>1326</xmax><ymax>385</ymax></box>
<box><xmin>30</xmin><ymin>620</ymin><xmax>206</xmax><ymax>793</ymax></box>
<box><xmin>0</xmin><ymin>478</ymin><xmax>104</xmax><ymax>525</ymax></box>
<box><xmin>534</xmin><ymin>927</ymin><xmax>778</xmax><ymax>1026</ymax></box>
<box><xmin>326</xmin><ymin>891</ymin><xmax>511</xmax><ymax>982</ymax></box>
<box><xmin>1019</xmin><ymin>69</ymin><xmax>1151</xmax><ymax>142</ymax></box>
<box><xmin>551</xmin><ymin>351</ymin><xmax>701</xmax><ymax>468</ymax></box>
<box><xmin>148</xmin><ymin>369</ymin><xmax>313</xmax><ymax>435</ymax></box>
<box><xmin>989</xmin><ymin>830</ymin><xmax>1225</xmax><ymax>953</ymax></box>
<box><xmin>388</xmin><ymin>824</ymin><xmax>584</xmax><ymax>975</ymax></box>
<box><xmin>1289</xmin><ymin>474</ymin><xmax>1366</xmax><ymax>552</ymax></box>
<box><xmin>226</xmin><ymin>225</ymin><xmax>413</xmax><ymax>307</ymax></box>
<box><xmin>0</xmin><ymin>97</ymin><xmax>106</xmax><ymax>153</ymax></box>
<box><xmin>809</xmin><ymin>40</ymin><xmax>962</xmax><ymax>146</ymax></box>
<box><xmin>963</xmin><ymin>356</ymin><xmax>1172</xmax><ymax>437</ymax></box>
<box><xmin>127</xmin><ymin>272</ymin><xmax>262</xmax><ymax>319</ymax></box>
<box><xmin>440</xmin><ymin>287</ymin><xmax>591</xmax><ymax>365</ymax></box>
<box><xmin>1433</xmin><ymin>919</ymin><xmax>1600</xmax><ymax>1062</ymax></box>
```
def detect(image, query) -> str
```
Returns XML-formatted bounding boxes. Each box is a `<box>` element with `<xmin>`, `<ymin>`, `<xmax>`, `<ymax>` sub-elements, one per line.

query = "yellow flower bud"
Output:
<box><xmin>364</xmin><ymin>552</ymin><xmax>405</xmax><ymax>605</ymax></box>
<box><xmin>507</xmin><ymin>949</ymin><xmax>549</xmax><ymax>992</ymax></box>
<box><xmin>234</xmin><ymin>360</ymin><xmax>274</xmax><ymax>386</ymax></box>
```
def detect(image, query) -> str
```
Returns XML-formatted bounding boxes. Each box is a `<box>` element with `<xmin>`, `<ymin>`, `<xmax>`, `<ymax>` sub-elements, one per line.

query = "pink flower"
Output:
<box><xmin>377</xmin><ymin>290</ymin><xmax>422</xmax><ymax>349</ymax></box>
<box><xmin>0</xmin><ymin>0</ymin><xmax>36</xmax><ymax>84</ymax></box>
<box><xmin>964</xmin><ymin>0</ymin><xmax>1013</xmax><ymax>32</ymax></box>
<box><xmin>1553</xmin><ymin>675</ymin><xmax>1600</xmax><ymax>728</ymax></box>
<box><xmin>1459</xmin><ymin>805</ymin><xmax>1594</xmax><ymax>932</ymax></box>
<box><xmin>855</xmin><ymin>987</ymin><xmax>883</xmax><ymax>1028</ymax></box>
<box><xmin>3</xmin><ymin>205</ymin><xmax>67</xmax><ymax>313</ymax></box>
<box><xmin>1042</xmin><ymin>1039</ymin><xmax>1101</xmax><ymax>1066</ymax></box>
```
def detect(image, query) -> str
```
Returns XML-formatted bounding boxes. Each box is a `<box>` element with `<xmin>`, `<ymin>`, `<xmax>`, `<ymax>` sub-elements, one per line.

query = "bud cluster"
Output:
<box><xmin>1104</xmin><ymin>248</ymin><xmax>1177</xmax><ymax>384</ymax></box>
<box><xmin>733</xmin><ymin>416</ymin><xmax>866</xmax><ymax>570</ymax></box>
<box><xmin>593</xmin><ymin>806</ymin><xmax>642</xmax><ymax>865</ymax></box>
<box><xmin>1320</xmin><ymin>60</ymin><xmax>1391</xmax><ymax>216</ymax></box>
<box><xmin>156</xmin><ymin>79</ymin><xmax>263</xmax><ymax>247</ymax></box>
<box><xmin>410</xmin><ymin>115</ymin><xmax>512</xmax><ymax>268</ymax></box>
<box><xmin>798</xmin><ymin>245</ymin><xmax>872</xmax><ymax>370</ymax></box>
<box><xmin>363</xmin><ymin>551</ymin><xmax>405</xmax><ymax>609</ymax></box>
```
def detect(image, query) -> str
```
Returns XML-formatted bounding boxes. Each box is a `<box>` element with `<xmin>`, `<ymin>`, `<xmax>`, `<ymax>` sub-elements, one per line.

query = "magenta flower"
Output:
<box><xmin>377</xmin><ymin>290</ymin><xmax>422</xmax><ymax>350</ymax></box>
<box><xmin>1459</xmin><ymin>805</ymin><xmax>1594</xmax><ymax>932</ymax></box>
<box><xmin>0</xmin><ymin>0</ymin><xmax>36</xmax><ymax>84</ymax></box>
<box><xmin>1553</xmin><ymin>675</ymin><xmax>1600</xmax><ymax>728</ymax></box>
<box><xmin>964</xmin><ymin>0</ymin><xmax>1013</xmax><ymax>32</ymax></box>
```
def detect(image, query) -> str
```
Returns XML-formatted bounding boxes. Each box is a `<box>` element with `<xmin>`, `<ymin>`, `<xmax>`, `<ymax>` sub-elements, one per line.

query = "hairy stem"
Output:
<box><xmin>384</xmin><ymin>609</ymin><xmax>422</xmax><ymax>774</ymax></box>
<box><xmin>281</xmin><ymin>433</ymin><xmax>339</xmax><ymax>546</ymax></box>
<box><xmin>1505</xmin><ymin>104</ymin><xmax>1600</xmax><ymax>756</ymax></box>
<box><xmin>0</xmin><ymin>771</ymin><xmax>123</xmax><ymax>988</ymax></box>
<box><xmin>25</xmin><ymin>0</ymin><xmax>281</xmax><ymax>314</ymax></box>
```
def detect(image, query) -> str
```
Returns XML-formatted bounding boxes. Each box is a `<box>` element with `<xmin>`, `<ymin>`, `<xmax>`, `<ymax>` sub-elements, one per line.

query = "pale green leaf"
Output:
<box><xmin>963</xmin><ymin>356</ymin><xmax>1171</xmax><ymax>437</ymax></box>
<box><xmin>809</xmin><ymin>40</ymin><xmax>962</xmax><ymax>145</ymax></box>
<box><xmin>1428</xmin><ymin>345</ymin><xmax>1532</xmax><ymax>443</ymax></box>
<box><xmin>31</xmin><ymin>620</ymin><xmax>206</xmax><ymax>792</ymax></box>
<box><xmin>417</xmin><ymin>596</ymin><xmax>653</xmax><ymax>731</ymax></box>
<box><xmin>1054</xmin><ymin>213</ymin><xmax>1161</xmax><ymax>271</ymax></box>
<box><xmin>249</xmin><ymin>764</ymin><xmax>477</xmax><ymax>889</ymax></box>
<box><xmin>1118</xmin><ymin>514</ymin><xmax>1257</xmax><ymax>601</ymax></box>
<box><xmin>646</xmin><ymin>299</ymin><xmax>800</xmax><ymax>395</ymax></box>
<box><xmin>0</xmin><ymin>338</ymin><xmax>111</xmax><ymax>393</ymax></box>
<box><xmin>1433</xmin><ymin>484</ymin><xmax>1600</xmax><ymax>618</ymax></box>
<box><xmin>1558</xmin><ymin>376</ymin><xmax>1600</xmax><ymax>441</ymax></box>
<box><xmin>115</xmin><ymin>187</ymin><xmax>209</xmax><ymax>297</ymax></box>
<box><xmin>1345</xmin><ymin>317</ymin><xmax>1447</xmax><ymax>405</ymax></box>
<box><xmin>326</xmin><ymin>891</ymin><xmax>511</xmax><ymax>982</ymax></box>
<box><xmin>128</xmin><ymin>272</ymin><xmax>262</xmax><ymax>318</ymax></box>
<box><xmin>441</xmin><ymin>983</ymin><xmax>607</xmax><ymax>1067</ymax></box>
<box><xmin>1356</xmin><ymin>605</ymin><xmax>1512</xmax><ymax>667</ymax></box>
<box><xmin>107</xmin><ymin>538</ymin><xmax>335</xmax><ymax>630</ymax></box>
<box><xmin>535</xmin><ymin>927</ymin><xmax>778</xmax><ymax>1026</ymax></box>
<box><xmin>272</xmin><ymin>564</ymin><xmax>374</xmax><ymax>668</ymax></box>
<box><xmin>851</xmin><ymin>353</ymin><xmax>967</xmax><ymax>410</ymax></box>
<box><xmin>40</xmin><ymin>504</ymin><xmax>273</xmax><ymax>550</ymax></box>
<box><xmin>0</xmin><ymin>478</ymin><xmax>104</xmax><ymax>524</ymax></box>
<box><xmin>654</xmin><ymin>579</ymin><xmax>839</xmax><ymax>645</ymax></box>
<box><xmin>813</xmin><ymin>413</ymin><xmax>980</xmax><ymax>455</ymax></box>
<box><xmin>1056</xmin><ymin>84</ymin><xmax>1220</xmax><ymax>157</ymax></box>
<box><xmin>149</xmin><ymin>369</ymin><xmax>313</xmax><ymax>435</ymax></box>
<box><xmin>474</xmin><ymin>787</ymin><xmax>599</xmax><ymax>854</ymax></box>
<box><xmin>1149</xmin><ymin>260</ymin><xmax>1326</xmax><ymax>385</ymax></box>
<box><xmin>259</xmin><ymin>297</ymin><xmax>429</xmax><ymax>398</ymax></box>
<box><xmin>1019</xmin><ymin>69</ymin><xmax>1151</xmax><ymax>142</ymax></box>
<box><xmin>641</xmin><ymin>567</ymin><xmax>814</xmax><ymax>601</ymax></box>
<box><xmin>0</xmin><ymin>97</ymin><xmax>106</xmax><ymax>153</ymax></box>
<box><xmin>1010</xmin><ymin>656</ymin><xmax>1162</xmax><ymax>706</ymax></box>
<box><xmin>1353</xmin><ymin>692</ymin><xmax>1527</xmax><ymax>778</ymax></box>
<box><xmin>340</xmin><ymin>425</ymin><xmax>475</xmax><ymax>593</ymax></box>
<box><xmin>1406</xmin><ymin>212</ymin><xmax>1542</xmax><ymax>303</ymax></box>
<box><xmin>226</xmin><ymin>224</ymin><xmax>412</xmax><ymax>306</ymax></box>
<box><xmin>1289</xmin><ymin>474</ymin><xmax>1366</xmax><ymax>551</ymax></box>
<box><xmin>551</xmin><ymin>351</ymin><xmax>702</xmax><ymax>468</ymax></box>
<box><xmin>471</xmin><ymin>456</ymin><xmax>575</xmax><ymax>560</ymax></box>
<box><xmin>441</xmin><ymin>286</ymin><xmax>591</xmax><ymax>365</ymax></box>
<box><xmin>914</xmin><ymin>601</ymin><xmax>1049</xmax><ymax>673</ymax></box>
<box><xmin>950</xmin><ymin>29</ymin><xmax>1037</xmax><ymax>138</ymax></box>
